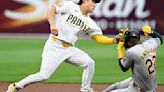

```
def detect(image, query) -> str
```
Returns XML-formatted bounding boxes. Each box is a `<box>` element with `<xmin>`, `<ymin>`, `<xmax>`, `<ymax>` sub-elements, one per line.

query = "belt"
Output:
<box><xmin>51</xmin><ymin>37</ymin><xmax>72</xmax><ymax>47</ymax></box>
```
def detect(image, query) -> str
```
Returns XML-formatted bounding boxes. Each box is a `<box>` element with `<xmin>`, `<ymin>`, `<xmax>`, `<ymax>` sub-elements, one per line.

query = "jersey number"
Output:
<box><xmin>146</xmin><ymin>58</ymin><xmax>155</xmax><ymax>74</ymax></box>
<box><xmin>145</xmin><ymin>56</ymin><xmax>155</xmax><ymax>74</ymax></box>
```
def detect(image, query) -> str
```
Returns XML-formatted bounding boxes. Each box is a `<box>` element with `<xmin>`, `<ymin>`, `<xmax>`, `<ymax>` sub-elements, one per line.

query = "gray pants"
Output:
<box><xmin>103</xmin><ymin>77</ymin><xmax>155</xmax><ymax>92</ymax></box>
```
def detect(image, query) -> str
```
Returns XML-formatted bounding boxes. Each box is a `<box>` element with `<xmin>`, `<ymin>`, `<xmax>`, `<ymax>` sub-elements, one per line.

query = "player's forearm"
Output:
<box><xmin>142</xmin><ymin>26</ymin><xmax>163</xmax><ymax>44</ymax></box>
<box><xmin>150</xmin><ymin>31</ymin><xmax>163</xmax><ymax>44</ymax></box>
<box><xmin>118</xmin><ymin>59</ymin><xmax>128</xmax><ymax>72</ymax></box>
<box><xmin>117</xmin><ymin>41</ymin><xmax>124</xmax><ymax>59</ymax></box>
<box><xmin>117</xmin><ymin>41</ymin><xmax>128</xmax><ymax>72</ymax></box>
<box><xmin>47</xmin><ymin>6</ymin><xmax>56</xmax><ymax>26</ymax></box>
<box><xmin>91</xmin><ymin>35</ymin><xmax>114</xmax><ymax>44</ymax></box>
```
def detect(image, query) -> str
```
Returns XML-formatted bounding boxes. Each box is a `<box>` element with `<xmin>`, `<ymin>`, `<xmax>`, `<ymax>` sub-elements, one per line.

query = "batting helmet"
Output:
<box><xmin>124</xmin><ymin>30</ymin><xmax>140</xmax><ymax>49</ymax></box>
<box><xmin>93</xmin><ymin>0</ymin><xmax>101</xmax><ymax>3</ymax></box>
<box><xmin>77</xmin><ymin>0</ymin><xmax>101</xmax><ymax>5</ymax></box>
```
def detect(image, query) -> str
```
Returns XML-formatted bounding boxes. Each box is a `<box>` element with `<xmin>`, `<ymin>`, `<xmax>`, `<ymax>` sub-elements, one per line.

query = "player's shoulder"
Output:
<box><xmin>87</xmin><ymin>17</ymin><xmax>95</xmax><ymax>24</ymax></box>
<box><xmin>143</xmin><ymin>38</ymin><xmax>161</xmax><ymax>48</ymax></box>
<box><xmin>87</xmin><ymin>16</ymin><xmax>100</xmax><ymax>28</ymax></box>
<box><xmin>87</xmin><ymin>14</ymin><xmax>98</xmax><ymax>21</ymax></box>
<box><xmin>127</xmin><ymin>45</ymin><xmax>143</xmax><ymax>56</ymax></box>
<box><xmin>144</xmin><ymin>38</ymin><xmax>160</xmax><ymax>45</ymax></box>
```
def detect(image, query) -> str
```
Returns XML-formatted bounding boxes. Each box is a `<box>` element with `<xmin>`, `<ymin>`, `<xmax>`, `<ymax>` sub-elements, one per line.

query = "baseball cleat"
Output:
<box><xmin>81</xmin><ymin>88</ymin><xmax>95</xmax><ymax>92</ymax></box>
<box><xmin>6</xmin><ymin>83</ymin><xmax>19</xmax><ymax>92</ymax></box>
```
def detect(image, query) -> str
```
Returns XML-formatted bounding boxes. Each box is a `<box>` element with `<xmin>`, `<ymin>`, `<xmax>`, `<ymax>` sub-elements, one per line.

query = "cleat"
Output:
<box><xmin>6</xmin><ymin>83</ymin><xmax>19</xmax><ymax>92</ymax></box>
<box><xmin>81</xmin><ymin>88</ymin><xmax>95</xmax><ymax>92</ymax></box>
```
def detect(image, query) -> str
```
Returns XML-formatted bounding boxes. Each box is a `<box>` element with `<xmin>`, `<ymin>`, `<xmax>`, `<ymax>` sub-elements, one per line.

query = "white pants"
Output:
<box><xmin>16</xmin><ymin>38</ymin><xmax>95</xmax><ymax>91</ymax></box>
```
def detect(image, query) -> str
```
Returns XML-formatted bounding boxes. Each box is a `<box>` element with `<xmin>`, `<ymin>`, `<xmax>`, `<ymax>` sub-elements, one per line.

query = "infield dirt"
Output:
<box><xmin>1</xmin><ymin>83</ymin><xmax>164</xmax><ymax>92</ymax></box>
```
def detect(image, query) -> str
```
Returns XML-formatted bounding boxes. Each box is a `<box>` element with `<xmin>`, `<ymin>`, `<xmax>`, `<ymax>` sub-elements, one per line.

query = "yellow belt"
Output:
<box><xmin>51</xmin><ymin>37</ymin><xmax>72</xmax><ymax>47</ymax></box>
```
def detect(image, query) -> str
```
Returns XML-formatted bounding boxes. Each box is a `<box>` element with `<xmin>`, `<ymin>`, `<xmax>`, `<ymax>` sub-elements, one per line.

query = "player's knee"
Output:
<box><xmin>38</xmin><ymin>72</ymin><xmax>51</xmax><ymax>80</ymax></box>
<box><xmin>85</xmin><ymin>60</ymin><xmax>95</xmax><ymax>68</ymax></box>
<box><xmin>80</xmin><ymin>59</ymin><xmax>95</xmax><ymax>69</ymax></box>
<box><xmin>88</xmin><ymin>60</ymin><xmax>95</xmax><ymax>67</ymax></box>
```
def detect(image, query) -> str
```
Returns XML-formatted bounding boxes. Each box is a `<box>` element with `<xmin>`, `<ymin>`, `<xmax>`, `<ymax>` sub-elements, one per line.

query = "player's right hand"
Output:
<box><xmin>50</xmin><ymin>24</ymin><xmax>58</xmax><ymax>36</ymax></box>
<box><xmin>142</xmin><ymin>25</ymin><xmax>152</xmax><ymax>36</ymax></box>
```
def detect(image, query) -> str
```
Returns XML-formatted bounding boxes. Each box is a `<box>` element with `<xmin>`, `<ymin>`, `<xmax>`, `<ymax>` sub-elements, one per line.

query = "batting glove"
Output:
<box><xmin>142</xmin><ymin>25</ymin><xmax>153</xmax><ymax>36</ymax></box>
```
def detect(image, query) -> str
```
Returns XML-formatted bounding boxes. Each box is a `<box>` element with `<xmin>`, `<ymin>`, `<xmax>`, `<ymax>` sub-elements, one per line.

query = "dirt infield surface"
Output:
<box><xmin>1</xmin><ymin>83</ymin><xmax>164</xmax><ymax>92</ymax></box>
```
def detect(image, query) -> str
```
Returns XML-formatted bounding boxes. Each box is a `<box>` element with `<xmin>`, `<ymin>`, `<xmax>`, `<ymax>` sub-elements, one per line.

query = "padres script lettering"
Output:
<box><xmin>66</xmin><ymin>14</ymin><xmax>89</xmax><ymax>31</ymax></box>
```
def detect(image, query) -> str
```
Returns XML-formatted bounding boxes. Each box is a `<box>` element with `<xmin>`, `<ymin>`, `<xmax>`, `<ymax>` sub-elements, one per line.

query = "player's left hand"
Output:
<box><xmin>115</xmin><ymin>28</ymin><xmax>129</xmax><ymax>41</ymax></box>
<box><xmin>142</xmin><ymin>25</ymin><xmax>153</xmax><ymax>36</ymax></box>
<box><xmin>115</xmin><ymin>33</ymin><xmax>124</xmax><ymax>39</ymax></box>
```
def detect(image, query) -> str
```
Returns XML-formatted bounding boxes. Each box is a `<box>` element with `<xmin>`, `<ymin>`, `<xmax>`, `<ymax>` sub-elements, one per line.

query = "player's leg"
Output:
<box><xmin>110</xmin><ymin>88</ymin><xmax>129</xmax><ymax>92</ymax></box>
<box><xmin>66</xmin><ymin>47</ymin><xmax>95</xmax><ymax>92</ymax></box>
<box><xmin>7</xmin><ymin>42</ymin><xmax>69</xmax><ymax>91</ymax></box>
<box><xmin>103</xmin><ymin>77</ymin><xmax>132</xmax><ymax>92</ymax></box>
<box><xmin>127</xmin><ymin>81</ymin><xmax>139</xmax><ymax>92</ymax></box>
<box><xmin>109</xmin><ymin>80</ymin><xmax>138</xmax><ymax>92</ymax></box>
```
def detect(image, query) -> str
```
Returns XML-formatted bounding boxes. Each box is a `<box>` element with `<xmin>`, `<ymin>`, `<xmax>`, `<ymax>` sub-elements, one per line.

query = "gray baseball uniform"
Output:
<box><xmin>14</xmin><ymin>1</ymin><xmax>102</xmax><ymax>91</ymax></box>
<box><xmin>104</xmin><ymin>38</ymin><xmax>161</xmax><ymax>92</ymax></box>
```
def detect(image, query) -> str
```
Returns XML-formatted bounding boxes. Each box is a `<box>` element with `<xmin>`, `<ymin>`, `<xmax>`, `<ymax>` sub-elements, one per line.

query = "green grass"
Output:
<box><xmin>0</xmin><ymin>38</ymin><xmax>164</xmax><ymax>84</ymax></box>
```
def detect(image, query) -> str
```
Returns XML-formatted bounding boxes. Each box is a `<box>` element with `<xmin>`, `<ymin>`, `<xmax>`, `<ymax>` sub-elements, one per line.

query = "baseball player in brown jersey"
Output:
<box><xmin>6</xmin><ymin>0</ymin><xmax>118</xmax><ymax>92</ymax></box>
<box><xmin>103</xmin><ymin>26</ymin><xmax>163</xmax><ymax>92</ymax></box>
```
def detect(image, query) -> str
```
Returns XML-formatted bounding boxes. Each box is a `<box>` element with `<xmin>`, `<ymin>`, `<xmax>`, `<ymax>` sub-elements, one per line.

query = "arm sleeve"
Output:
<box><xmin>117</xmin><ymin>41</ymin><xmax>125</xmax><ymax>59</ymax></box>
<box><xmin>150</xmin><ymin>31</ymin><xmax>163</xmax><ymax>44</ymax></box>
<box><xmin>91</xmin><ymin>35</ymin><xmax>113</xmax><ymax>44</ymax></box>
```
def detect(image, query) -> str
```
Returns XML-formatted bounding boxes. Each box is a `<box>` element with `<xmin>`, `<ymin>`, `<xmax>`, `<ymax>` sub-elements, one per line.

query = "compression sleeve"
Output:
<box><xmin>117</xmin><ymin>41</ymin><xmax>124</xmax><ymax>59</ymax></box>
<box><xmin>91</xmin><ymin>35</ymin><xmax>113</xmax><ymax>44</ymax></box>
<box><xmin>150</xmin><ymin>31</ymin><xmax>163</xmax><ymax>44</ymax></box>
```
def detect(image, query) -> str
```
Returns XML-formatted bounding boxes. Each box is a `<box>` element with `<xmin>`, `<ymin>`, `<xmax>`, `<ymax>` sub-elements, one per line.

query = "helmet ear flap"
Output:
<box><xmin>124</xmin><ymin>41</ymin><xmax>129</xmax><ymax>50</ymax></box>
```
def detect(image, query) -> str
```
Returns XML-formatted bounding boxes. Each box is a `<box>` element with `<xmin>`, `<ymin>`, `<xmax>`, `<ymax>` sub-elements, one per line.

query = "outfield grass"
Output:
<box><xmin>0</xmin><ymin>38</ymin><xmax>164</xmax><ymax>84</ymax></box>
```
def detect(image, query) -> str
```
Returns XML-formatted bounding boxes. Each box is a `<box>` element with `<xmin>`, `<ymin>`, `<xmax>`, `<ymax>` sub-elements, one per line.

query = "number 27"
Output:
<box><xmin>145</xmin><ymin>56</ymin><xmax>155</xmax><ymax>75</ymax></box>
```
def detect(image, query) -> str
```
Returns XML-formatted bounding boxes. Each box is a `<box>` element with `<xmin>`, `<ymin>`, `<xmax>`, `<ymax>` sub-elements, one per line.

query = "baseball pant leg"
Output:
<box><xmin>103</xmin><ymin>77</ymin><xmax>132</xmax><ymax>92</ymax></box>
<box><xmin>111</xmin><ymin>88</ymin><xmax>129</xmax><ymax>92</ymax></box>
<box><xmin>66</xmin><ymin>47</ymin><xmax>95</xmax><ymax>91</ymax></box>
<box><xmin>127</xmin><ymin>81</ymin><xmax>139</xmax><ymax>92</ymax></box>
<box><xmin>16</xmin><ymin>43</ymin><xmax>70</xmax><ymax>88</ymax></box>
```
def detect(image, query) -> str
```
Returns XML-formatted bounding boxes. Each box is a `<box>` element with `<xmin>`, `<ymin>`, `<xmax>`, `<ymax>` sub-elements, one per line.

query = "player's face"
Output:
<box><xmin>126</xmin><ymin>38</ymin><xmax>140</xmax><ymax>48</ymax></box>
<box><xmin>86</xmin><ymin>0</ymin><xmax>96</xmax><ymax>13</ymax></box>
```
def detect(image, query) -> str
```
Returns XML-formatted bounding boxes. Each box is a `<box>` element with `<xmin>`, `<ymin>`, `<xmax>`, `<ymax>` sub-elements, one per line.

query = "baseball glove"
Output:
<box><xmin>115</xmin><ymin>28</ymin><xmax>129</xmax><ymax>41</ymax></box>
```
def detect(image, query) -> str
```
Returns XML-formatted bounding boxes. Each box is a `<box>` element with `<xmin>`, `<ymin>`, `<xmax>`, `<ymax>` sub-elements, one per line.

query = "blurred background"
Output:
<box><xmin>0</xmin><ymin>0</ymin><xmax>164</xmax><ymax>84</ymax></box>
<box><xmin>0</xmin><ymin>0</ymin><xmax>164</xmax><ymax>34</ymax></box>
